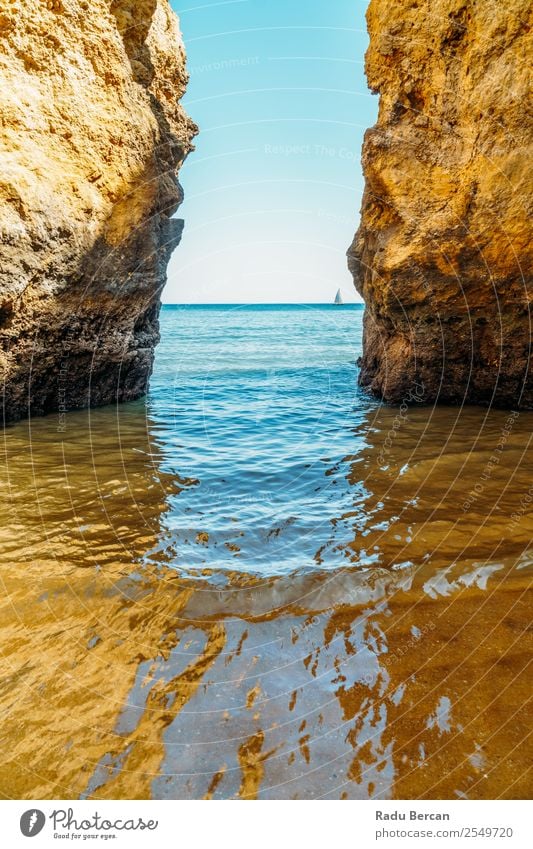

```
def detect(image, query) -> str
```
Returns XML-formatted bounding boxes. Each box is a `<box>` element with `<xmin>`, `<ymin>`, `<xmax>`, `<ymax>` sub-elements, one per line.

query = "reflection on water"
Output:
<box><xmin>0</xmin><ymin>306</ymin><xmax>532</xmax><ymax>799</ymax></box>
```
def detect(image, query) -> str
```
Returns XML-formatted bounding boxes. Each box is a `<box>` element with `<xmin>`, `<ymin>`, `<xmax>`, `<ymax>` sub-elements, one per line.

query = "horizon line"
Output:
<box><xmin>161</xmin><ymin>301</ymin><xmax>365</xmax><ymax>306</ymax></box>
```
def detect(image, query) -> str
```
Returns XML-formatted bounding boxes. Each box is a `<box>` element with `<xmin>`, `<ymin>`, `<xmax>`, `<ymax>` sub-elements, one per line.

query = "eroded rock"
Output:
<box><xmin>349</xmin><ymin>0</ymin><xmax>532</xmax><ymax>408</ymax></box>
<box><xmin>0</xmin><ymin>0</ymin><xmax>196</xmax><ymax>422</ymax></box>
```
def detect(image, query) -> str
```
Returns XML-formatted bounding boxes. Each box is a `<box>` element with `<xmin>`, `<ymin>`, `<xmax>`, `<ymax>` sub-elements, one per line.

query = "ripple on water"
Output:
<box><xmin>0</xmin><ymin>305</ymin><xmax>531</xmax><ymax>799</ymax></box>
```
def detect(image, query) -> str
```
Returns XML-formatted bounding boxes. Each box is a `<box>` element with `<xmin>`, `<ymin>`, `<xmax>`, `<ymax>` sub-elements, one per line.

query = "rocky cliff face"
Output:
<box><xmin>0</xmin><ymin>0</ymin><xmax>196</xmax><ymax>422</ymax></box>
<box><xmin>349</xmin><ymin>0</ymin><xmax>532</xmax><ymax>408</ymax></box>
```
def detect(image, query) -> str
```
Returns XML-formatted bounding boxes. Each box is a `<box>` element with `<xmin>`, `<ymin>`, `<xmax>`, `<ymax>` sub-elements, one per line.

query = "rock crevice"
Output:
<box><xmin>0</xmin><ymin>0</ymin><xmax>197</xmax><ymax>422</ymax></box>
<box><xmin>349</xmin><ymin>0</ymin><xmax>532</xmax><ymax>408</ymax></box>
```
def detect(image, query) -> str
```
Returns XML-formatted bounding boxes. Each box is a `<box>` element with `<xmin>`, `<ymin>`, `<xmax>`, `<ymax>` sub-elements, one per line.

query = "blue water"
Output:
<box><xmin>147</xmin><ymin>304</ymin><xmax>367</xmax><ymax>575</ymax></box>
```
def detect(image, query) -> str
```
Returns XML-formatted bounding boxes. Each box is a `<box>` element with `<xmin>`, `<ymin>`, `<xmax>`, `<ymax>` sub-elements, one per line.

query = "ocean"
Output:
<box><xmin>150</xmin><ymin>304</ymin><xmax>366</xmax><ymax>575</ymax></box>
<box><xmin>1</xmin><ymin>304</ymin><xmax>531</xmax><ymax>799</ymax></box>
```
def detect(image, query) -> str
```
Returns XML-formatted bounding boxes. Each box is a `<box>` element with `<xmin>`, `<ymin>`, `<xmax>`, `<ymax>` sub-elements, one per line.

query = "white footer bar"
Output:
<box><xmin>3</xmin><ymin>799</ymin><xmax>531</xmax><ymax>849</ymax></box>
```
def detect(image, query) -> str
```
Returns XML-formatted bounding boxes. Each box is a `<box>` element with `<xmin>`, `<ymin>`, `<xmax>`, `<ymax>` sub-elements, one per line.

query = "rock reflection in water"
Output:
<box><xmin>0</xmin><ymin>401</ymin><xmax>531</xmax><ymax>799</ymax></box>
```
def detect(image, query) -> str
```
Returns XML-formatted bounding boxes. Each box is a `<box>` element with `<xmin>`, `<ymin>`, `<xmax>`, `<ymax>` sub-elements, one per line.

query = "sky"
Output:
<box><xmin>166</xmin><ymin>0</ymin><xmax>376</xmax><ymax>303</ymax></box>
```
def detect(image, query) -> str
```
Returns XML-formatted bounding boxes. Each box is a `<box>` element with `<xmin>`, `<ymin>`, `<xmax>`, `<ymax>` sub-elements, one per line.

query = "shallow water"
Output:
<box><xmin>1</xmin><ymin>305</ymin><xmax>531</xmax><ymax>799</ymax></box>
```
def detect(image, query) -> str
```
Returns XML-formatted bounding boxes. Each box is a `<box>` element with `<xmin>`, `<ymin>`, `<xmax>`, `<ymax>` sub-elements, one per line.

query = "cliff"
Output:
<box><xmin>349</xmin><ymin>0</ymin><xmax>532</xmax><ymax>408</ymax></box>
<box><xmin>0</xmin><ymin>0</ymin><xmax>196</xmax><ymax>422</ymax></box>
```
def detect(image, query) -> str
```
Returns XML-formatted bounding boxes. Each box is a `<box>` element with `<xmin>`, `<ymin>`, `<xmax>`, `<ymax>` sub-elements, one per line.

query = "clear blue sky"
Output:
<box><xmin>166</xmin><ymin>0</ymin><xmax>376</xmax><ymax>303</ymax></box>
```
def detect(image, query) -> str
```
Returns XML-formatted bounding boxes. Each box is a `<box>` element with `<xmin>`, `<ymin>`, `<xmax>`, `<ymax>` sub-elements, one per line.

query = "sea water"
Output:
<box><xmin>1</xmin><ymin>304</ymin><xmax>531</xmax><ymax>799</ymax></box>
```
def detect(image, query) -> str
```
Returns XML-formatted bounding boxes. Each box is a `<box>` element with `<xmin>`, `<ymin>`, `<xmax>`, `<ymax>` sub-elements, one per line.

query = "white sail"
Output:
<box><xmin>334</xmin><ymin>288</ymin><xmax>343</xmax><ymax>305</ymax></box>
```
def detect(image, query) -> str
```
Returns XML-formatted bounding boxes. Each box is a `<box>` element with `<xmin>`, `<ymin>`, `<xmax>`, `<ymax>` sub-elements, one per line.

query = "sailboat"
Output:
<box><xmin>334</xmin><ymin>288</ymin><xmax>344</xmax><ymax>305</ymax></box>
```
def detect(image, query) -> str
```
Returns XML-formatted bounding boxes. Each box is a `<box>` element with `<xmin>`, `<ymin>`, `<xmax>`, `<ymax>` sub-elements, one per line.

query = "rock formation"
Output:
<box><xmin>349</xmin><ymin>0</ymin><xmax>532</xmax><ymax>408</ymax></box>
<box><xmin>0</xmin><ymin>0</ymin><xmax>196</xmax><ymax>422</ymax></box>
